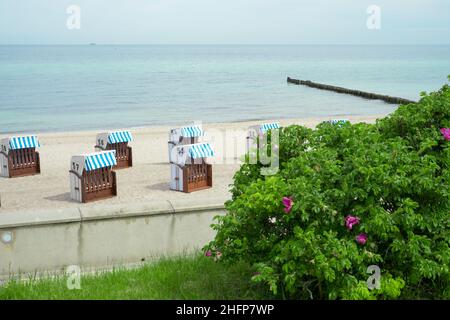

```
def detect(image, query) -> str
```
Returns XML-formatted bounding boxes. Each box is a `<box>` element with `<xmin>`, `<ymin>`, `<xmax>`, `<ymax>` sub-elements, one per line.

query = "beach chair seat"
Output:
<box><xmin>69</xmin><ymin>151</ymin><xmax>118</xmax><ymax>203</ymax></box>
<box><xmin>0</xmin><ymin>136</ymin><xmax>41</xmax><ymax>178</ymax></box>
<box><xmin>183</xmin><ymin>162</ymin><xmax>213</xmax><ymax>192</ymax></box>
<box><xmin>95</xmin><ymin>131</ymin><xmax>133</xmax><ymax>169</ymax></box>
<box><xmin>169</xmin><ymin>143</ymin><xmax>214</xmax><ymax>193</ymax></box>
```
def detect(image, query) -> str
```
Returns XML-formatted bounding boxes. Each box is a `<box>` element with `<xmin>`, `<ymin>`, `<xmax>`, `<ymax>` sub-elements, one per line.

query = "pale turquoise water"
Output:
<box><xmin>0</xmin><ymin>45</ymin><xmax>449</xmax><ymax>134</ymax></box>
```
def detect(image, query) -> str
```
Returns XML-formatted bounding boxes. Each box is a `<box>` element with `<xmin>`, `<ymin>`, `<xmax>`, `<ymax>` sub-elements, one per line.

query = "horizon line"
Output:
<box><xmin>1</xmin><ymin>43</ymin><xmax>450</xmax><ymax>46</ymax></box>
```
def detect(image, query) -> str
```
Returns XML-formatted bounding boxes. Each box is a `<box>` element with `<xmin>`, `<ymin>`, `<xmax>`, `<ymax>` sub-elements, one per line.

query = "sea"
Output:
<box><xmin>0</xmin><ymin>45</ymin><xmax>449</xmax><ymax>134</ymax></box>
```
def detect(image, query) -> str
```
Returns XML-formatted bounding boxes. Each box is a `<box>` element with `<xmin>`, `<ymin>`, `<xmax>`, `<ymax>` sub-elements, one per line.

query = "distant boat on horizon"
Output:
<box><xmin>89</xmin><ymin>43</ymin><xmax>96</xmax><ymax>46</ymax></box>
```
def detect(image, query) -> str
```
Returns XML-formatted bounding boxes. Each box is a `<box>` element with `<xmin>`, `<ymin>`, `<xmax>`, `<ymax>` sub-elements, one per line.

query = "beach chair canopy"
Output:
<box><xmin>96</xmin><ymin>131</ymin><xmax>133</xmax><ymax>150</ymax></box>
<box><xmin>168</xmin><ymin>125</ymin><xmax>203</xmax><ymax>146</ymax></box>
<box><xmin>171</xmin><ymin>143</ymin><xmax>214</xmax><ymax>166</ymax></box>
<box><xmin>248</xmin><ymin>123</ymin><xmax>280</xmax><ymax>138</ymax></box>
<box><xmin>328</xmin><ymin>119</ymin><xmax>349</xmax><ymax>126</ymax></box>
<box><xmin>1</xmin><ymin>136</ymin><xmax>40</xmax><ymax>153</ymax></box>
<box><xmin>107</xmin><ymin>131</ymin><xmax>133</xmax><ymax>144</ymax></box>
<box><xmin>188</xmin><ymin>143</ymin><xmax>214</xmax><ymax>159</ymax></box>
<box><xmin>181</xmin><ymin>126</ymin><xmax>203</xmax><ymax>138</ymax></box>
<box><xmin>70</xmin><ymin>150</ymin><xmax>117</xmax><ymax>176</ymax></box>
<box><xmin>259</xmin><ymin>123</ymin><xmax>280</xmax><ymax>132</ymax></box>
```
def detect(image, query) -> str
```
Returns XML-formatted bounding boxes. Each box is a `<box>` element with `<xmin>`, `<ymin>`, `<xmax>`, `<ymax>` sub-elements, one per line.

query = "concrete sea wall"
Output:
<box><xmin>0</xmin><ymin>200</ymin><xmax>226</xmax><ymax>279</ymax></box>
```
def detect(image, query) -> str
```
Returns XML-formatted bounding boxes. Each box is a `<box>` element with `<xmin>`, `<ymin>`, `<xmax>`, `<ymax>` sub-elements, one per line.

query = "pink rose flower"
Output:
<box><xmin>282</xmin><ymin>197</ymin><xmax>294</xmax><ymax>213</ymax></box>
<box><xmin>205</xmin><ymin>250</ymin><xmax>212</xmax><ymax>257</ymax></box>
<box><xmin>356</xmin><ymin>233</ymin><xmax>368</xmax><ymax>245</ymax></box>
<box><xmin>440</xmin><ymin>128</ymin><xmax>450</xmax><ymax>141</ymax></box>
<box><xmin>345</xmin><ymin>215</ymin><xmax>361</xmax><ymax>230</ymax></box>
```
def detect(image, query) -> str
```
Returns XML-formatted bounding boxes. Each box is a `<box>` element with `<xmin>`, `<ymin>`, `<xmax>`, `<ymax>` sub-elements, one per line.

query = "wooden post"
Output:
<box><xmin>81</xmin><ymin>173</ymin><xmax>86</xmax><ymax>203</ymax></box>
<box><xmin>127</xmin><ymin>146</ymin><xmax>133</xmax><ymax>167</ymax></box>
<box><xmin>183</xmin><ymin>166</ymin><xmax>188</xmax><ymax>192</ymax></box>
<box><xmin>7</xmin><ymin>154</ymin><xmax>12</xmax><ymax>178</ymax></box>
<box><xmin>36</xmin><ymin>151</ymin><xmax>41</xmax><ymax>174</ymax></box>
<box><xmin>112</xmin><ymin>170</ymin><xmax>117</xmax><ymax>196</ymax></box>
<box><xmin>207</xmin><ymin>164</ymin><xmax>212</xmax><ymax>187</ymax></box>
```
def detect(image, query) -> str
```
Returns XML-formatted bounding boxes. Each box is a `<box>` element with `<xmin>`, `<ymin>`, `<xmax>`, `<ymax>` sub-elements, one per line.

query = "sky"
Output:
<box><xmin>0</xmin><ymin>0</ymin><xmax>449</xmax><ymax>45</ymax></box>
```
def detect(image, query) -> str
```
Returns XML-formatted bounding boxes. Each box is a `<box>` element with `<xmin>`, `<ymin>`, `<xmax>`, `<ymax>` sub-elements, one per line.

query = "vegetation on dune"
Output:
<box><xmin>0</xmin><ymin>255</ymin><xmax>272</xmax><ymax>300</ymax></box>
<box><xmin>206</xmin><ymin>77</ymin><xmax>450</xmax><ymax>299</ymax></box>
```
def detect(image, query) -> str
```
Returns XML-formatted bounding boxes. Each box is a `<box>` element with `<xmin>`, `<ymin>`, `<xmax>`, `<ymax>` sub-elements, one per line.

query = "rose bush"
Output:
<box><xmin>206</xmin><ymin>78</ymin><xmax>450</xmax><ymax>299</ymax></box>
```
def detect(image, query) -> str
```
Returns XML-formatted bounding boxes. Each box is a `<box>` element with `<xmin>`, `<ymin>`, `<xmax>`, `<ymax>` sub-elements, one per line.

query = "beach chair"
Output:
<box><xmin>69</xmin><ymin>150</ymin><xmax>118</xmax><ymax>203</ymax></box>
<box><xmin>168</xmin><ymin>125</ymin><xmax>203</xmax><ymax>160</ymax></box>
<box><xmin>0</xmin><ymin>135</ymin><xmax>41</xmax><ymax>178</ymax></box>
<box><xmin>327</xmin><ymin>119</ymin><xmax>349</xmax><ymax>126</ymax></box>
<box><xmin>169</xmin><ymin>143</ymin><xmax>214</xmax><ymax>193</ymax></box>
<box><xmin>95</xmin><ymin>131</ymin><xmax>133</xmax><ymax>169</ymax></box>
<box><xmin>246</xmin><ymin>122</ymin><xmax>280</xmax><ymax>155</ymax></box>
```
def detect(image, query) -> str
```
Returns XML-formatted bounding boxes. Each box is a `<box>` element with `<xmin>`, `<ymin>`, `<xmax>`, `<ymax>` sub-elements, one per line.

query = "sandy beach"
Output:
<box><xmin>0</xmin><ymin>115</ymin><xmax>384</xmax><ymax>214</ymax></box>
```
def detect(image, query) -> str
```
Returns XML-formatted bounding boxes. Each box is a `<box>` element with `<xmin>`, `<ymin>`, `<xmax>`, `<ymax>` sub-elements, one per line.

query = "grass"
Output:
<box><xmin>0</xmin><ymin>254</ymin><xmax>273</xmax><ymax>300</ymax></box>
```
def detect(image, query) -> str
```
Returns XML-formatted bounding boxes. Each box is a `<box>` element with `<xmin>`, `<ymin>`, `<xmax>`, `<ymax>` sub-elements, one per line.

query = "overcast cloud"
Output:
<box><xmin>0</xmin><ymin>0</ymin><xmax>449</xmax><ymax>44</ymax></box>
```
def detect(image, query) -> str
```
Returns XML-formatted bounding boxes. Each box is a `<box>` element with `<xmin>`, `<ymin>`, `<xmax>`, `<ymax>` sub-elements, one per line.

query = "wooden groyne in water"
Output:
<box><xmin>287</xmin><ymin>77</ymin><xmax>416</xmax><ymax>105</ymax></box>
